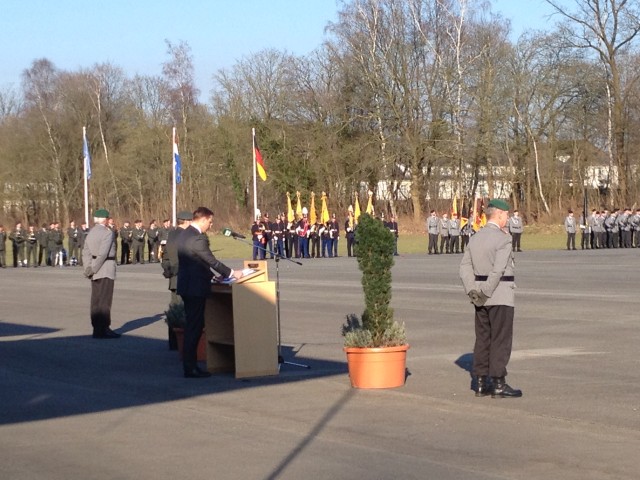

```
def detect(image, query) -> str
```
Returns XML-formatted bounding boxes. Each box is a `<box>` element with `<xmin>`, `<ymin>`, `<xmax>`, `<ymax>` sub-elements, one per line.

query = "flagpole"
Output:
<box><xmin>172</xmin><ymin>127</ymin><xmax>177</xmax><ymax>226</ymax></box>
<box><xmin>83</xmin><ymin>127</ymin><xmax>89</xmax><ymax>226</ymax></box>
<box><xmin>252</xmin><ymin>127</ymin><xmax>258</xmax><ymax>218</ymax></box>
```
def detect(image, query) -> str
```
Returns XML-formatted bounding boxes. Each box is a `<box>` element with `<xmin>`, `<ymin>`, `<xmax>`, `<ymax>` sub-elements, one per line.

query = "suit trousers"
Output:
<box><xmin>182</xmin><ymin>295</ymin><xmax>206</xmax><ymax>372</ymax></box>
<box><xmin>472</xmin><ymin>305</ymin><xmax>514</xmax><ymax>378</ymax></box>
<box><xmin>90</xmin><ymin>278</ymin><xmax>114</xmax><ymax>332</ymax></box>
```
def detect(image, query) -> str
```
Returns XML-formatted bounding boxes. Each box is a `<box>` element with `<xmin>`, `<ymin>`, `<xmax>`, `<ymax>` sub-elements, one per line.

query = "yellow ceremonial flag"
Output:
<box><xmin>295</xmin><ymin>191</ymin><xmax>302</xmax><ymax>218</ymax></box>
<box><xmin>354</xmin><ymin>193</ymin><xmax>361</xmax><ymax>223</ymax></box>
<box><xmin>365</xmin><ymin>190</ymin><xmax>374</xmax><ymax>215</ymax></box>
<box><xmin>310</xmin><ymin>192</ymin><xmax>317</xmax><ymax>224</ymax></box>
<box><xmin>452</xmin><ymin>195</ymin><xmax>458</xmax><ymax>216</ymax></box>
<box><xmin>320</xmin><ymin>191</ymin><xmax>330</xmax><ymax>224</ymax></box>
<box><xmin>286</xmin><ymin>192</ymin><xmax>294</xmax><ymax>223</ymax></box>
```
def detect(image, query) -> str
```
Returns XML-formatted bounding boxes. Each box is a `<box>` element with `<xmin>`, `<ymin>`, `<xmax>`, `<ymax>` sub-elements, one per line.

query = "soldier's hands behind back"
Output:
<box><xmin>468</xmin><ymin>290</ymin><xmax>480</xmax><ymax>304</ymax></box>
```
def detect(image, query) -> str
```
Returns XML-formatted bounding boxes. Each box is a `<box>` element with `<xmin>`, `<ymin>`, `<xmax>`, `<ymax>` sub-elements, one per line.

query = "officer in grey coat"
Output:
<box><xmin>459</xmin><ymin>198</ymin><xmax>522</xmax><ymax>398</ymax></box>
<box><xmin>426</xmin><ymin>210</ymin><xmax>439</xmax><ymax>254</ymax></box>
<box><xmin>448</xmin><ymin>213</ymin><xmax>461</xmax><ymax>253</ymax></box>
<box><xmin>82</xmin><ymin>209</ymin><xmax>120</xmax><ymax>339</ymax></box>
<box><xmin>564</xmin><ymin>210</ymin><xmax>577</xmax><ymax>250</ymax></box>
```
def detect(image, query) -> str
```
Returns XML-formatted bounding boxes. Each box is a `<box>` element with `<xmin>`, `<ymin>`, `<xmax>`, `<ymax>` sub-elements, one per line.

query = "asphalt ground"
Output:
<box><xmin>1</xmin><ymin>247</ymin><xmax>639</xmax><ymax>479</ymax></box>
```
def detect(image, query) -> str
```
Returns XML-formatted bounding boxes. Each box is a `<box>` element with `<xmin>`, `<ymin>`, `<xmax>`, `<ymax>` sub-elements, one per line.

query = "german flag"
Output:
<box><xmin>254</xmin><ymin>134</ymin><xmax>267</xmax><ymax>181</ymax></box>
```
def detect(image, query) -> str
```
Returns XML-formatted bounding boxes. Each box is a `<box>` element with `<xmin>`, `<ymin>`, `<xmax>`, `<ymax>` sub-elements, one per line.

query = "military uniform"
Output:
<box><xmin>459</xmin><ymin>198</ymin><xmax>521</xmax><ymax>398</ymax></box>
<box><xmin>119</xmin><ymin>223</ymin><xmax>132</xmax><ymax>264</ymax></box>
<box><xmin>564</xmin><ymin>212</ymin><xmax>577</xmax><ymax>250</ymax></box>
<box><xmin>67</xmin><ymin>223</ymin><xmax>80</xmax><ymax>265</ymax></box>
<box><xmin>36</xmin><ymin>225</ymin><xmax>49</xmax><ymax>266</ymax></box>
<box><xmin>426</xmin><ymin>212</ymin><xmax>439</xmax><ymax>254</ymax></box>
<box><xmin>438</xmin><ymin>214</ymin><xmax>450</xmax><ymax>254</ymax></box>
<box><xmin>0</xmin><ymin>228</ymin><xmax>7</xmax><ymax>267</ymax></box>
<box><xmin>82</xmin><ymin>209</ymin><xmax>120</xmax><ymax>339</ymax></box>
<box><xmin>448</xmin><ymin>215</ymin><xmax>460</xmax><ymax>254</ymax></box>
<box><xmin>345</xmin><ymin>214</ymin><xmax>356</xmax><ymax>257</ymax></box>
<box><xmin>131</xmin><ymin>222</ymin><xmax>146</xmax><ymax>264</ymax></box>
<box><xmin>10</xmin><ymin>225</ymin><xmax>27</xmax><ymax>267</ymax></box>
<box><xmin>385</xmin><ymin>216</ymin><xmax>399</xmax><ymax>256</ymax></box>
<box><xmin>78</xmin><ymin>223</ymin><xmax>89</xmax><ymax>266</ymax></box>
<box><xmin>26</xmin><ymin>227</ymin><xmax>38</xmax><ymax>266</ymax></box>
<box><xmin>147</xmin><ymin>223</ymin><xmax>160</xmax><ymax>262</ymax></box>
<box><xmin>507</xmin><ymin>214</ymin><xmax>523</xmax><ymax>252</ymax></box>
<box><xmin>48</xmin><ymin>225</ymin><xmax>64</xmax><ymax>266</ymax></box>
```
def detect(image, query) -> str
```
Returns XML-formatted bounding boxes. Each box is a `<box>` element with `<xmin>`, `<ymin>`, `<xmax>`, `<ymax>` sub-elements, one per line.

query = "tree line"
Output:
<box><xmin>1</xmin><ymin>0</ymin><xmax>640</xmax><ymax>231</ymax></box>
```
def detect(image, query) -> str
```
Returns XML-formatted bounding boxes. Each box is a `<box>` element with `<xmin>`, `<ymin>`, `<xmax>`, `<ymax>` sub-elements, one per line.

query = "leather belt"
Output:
<box><xmin>475</xmin><ymin>275</ymin><xmax>514</xmax><ymax>282</ymax></box>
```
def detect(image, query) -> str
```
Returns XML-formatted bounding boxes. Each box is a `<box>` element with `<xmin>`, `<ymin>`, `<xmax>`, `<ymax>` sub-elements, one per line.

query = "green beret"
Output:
<box><xmin>487</xmin><ymin>199</ymin><xmax>510</xmax><ymax>211</ymax></box>
<box><xmin>177</xmin><ymin>210</ymin><xmax>193</xmax><ymax>220</ymax></box>
<box><xmin>94</xmin><ymin>208</ymin><xmax>109</xmax><ymax>218</ymax></box>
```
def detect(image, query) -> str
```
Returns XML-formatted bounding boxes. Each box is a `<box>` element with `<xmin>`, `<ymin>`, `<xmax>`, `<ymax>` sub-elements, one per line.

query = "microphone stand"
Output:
<box><xmin>225</xmin><ymin>233</ymin><xmax>310</xmax><ymax>371</ymax></box>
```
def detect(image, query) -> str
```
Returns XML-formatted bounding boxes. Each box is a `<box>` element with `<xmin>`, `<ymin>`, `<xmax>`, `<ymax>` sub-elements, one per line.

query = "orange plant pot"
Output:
<box><xmin>344</xmin><ymin>344</ymin><xmax>409</xmax><ymax>389</ymax></box>
<box><xmin>173</xmin><ymin>328</ymin><xmax>207</xmax><ymax>362</ymax></box>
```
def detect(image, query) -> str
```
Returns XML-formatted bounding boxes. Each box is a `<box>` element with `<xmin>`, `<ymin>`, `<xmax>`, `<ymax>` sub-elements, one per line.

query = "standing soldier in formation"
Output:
<box><xmin>603</xmin><ymin>209</ymin><xmax>616</xmax><ymax>248</ymax></box>
<box><xmin>427</xmin><ymin>210</ymin><xmax>439</xmax><ymax>254</ymax></box>
<box><xmin>594</xmin><ymin>211</ymin><xmax>606</xmax><ymax>248</ymax></box>
<box><xmin>449</xmin><ymin>213</ymin><xmax>461</xmax><ymax>254</ymax></box>
<box><xmin>310</xmin><ymin>216</ymin><xmax>321</xmax><ymax>258</ymax></box>
<box><xmin>459</xmin><ymin>198</ymin><xmax>522</xmax><ymax>399</ymax></box>
<box><xmin>48</xmin><ymin>222</ymin><xmax>64</xmax><ymax>266</ymax></box>
<box><xmin>439</xmin><ymin>212</ymin><xmax>451</xmax><ymax>254</ymax></box>
<box><xmin>36</xmin><ymin>224</ymin><xmax>49</xmax><ymax>266</ymax></box>
<box><xmin>251</xmin><ymin>213</ymin><xmax>266</xmax><ymax>260</ymax></box>
<box><xmin>157</xmin><ymin>219</ymin><xmax>172</xmax><ymax>261</ymax></box>
<box><xmin>579</xmin><ymin>211</ymin><xmax>590</xmax><ymax>250</ymax></box>
<box><xmin>461</xmin><ymin>216</ymin><xmax>473</xmax><ymax>253</ymax></box>
<box><xmin>78</xmin><ymin>221</ymin><xmax>89</xmax><ymax>266</ymax></box>
<box><xmin>329</xmin><ymin>213</ymin><xmax>340</xmax><ymax>257</ymax></box>
<box><xmin>587</xmin><ymin>209</ymin><xmax>597</xmax><ymax>249</ymax></box>
<box><xmin>345</xmin><ymin>207</ymin><xmax>356</xmax><ymax>257</ymax></box>
<box><xmin>26</xmin><ymin>225</ymin><xmax>38</xmax><ymax>267</ymax></box>
<box><xmin>131</xmin><ymin>219</ymin><xmax>146</xmax><ymax>264</ymax></box>
<box><xmin>67</xmin><ymin>220</ymin><xmax>80</xmax><ymax>265</ymax></box>
<box><xmin>119</xmin><ymin>221</ymin><xmax>132</xmax><ymax>265</ymax></box>
<box><xmin>82</xmin><ymin>209</ymin><xmax>120</xmax><ymax>339</ymax></box>
<box><xmin>619</xmin><ymin>208</ymin><xmax>632</xmax><ymax>248</ymax></box>
<box><xmin>0</xmin><ymin>224</ymin><xmax>7</xmax><ymax>268</ymax></box>
<box><xmin>286</xmin><ymin>215</ymin><xmax>298</xmax><ymax>259</ymax></box>
<box><xmin>633</xmin><ymin>208</ymin><xmax>640</xmax><ymax>247</ymax></box>
<box><xmin>273</xmin><ymin>213</ymin><xmax>286</xmax><ymax>258</ymax></box>
<box><xmin>262</xmin><ymin>213</ymin><xmax>274</xmax><ymax>259</ymax></box>
<box><xmin>507</xmin><ymin>210</ymin><xmax>523</xmax><ymax>252</ymax></box>
<box><xmin>147</xmin><ymin>219</ymin><xmax>160</xmax><ymax>263</ymax></box>
<box><xmin>296</xmin><ymin>208</ymin><xmax>311</xmax><ymax>259</ymax></box>
<box><xmin>564</xmin><ymin>210</ymin><xmax>577</xmax><ymax>250</ymax></box>
<box><xmin>320</xmin><ymin>219</ymin><xmax>331</xmax><ymax>257</ymax></box>
<box><xmin>10</xmin><ymin>222</ymin><xmax>26</xmax><ymax>267</ymax></box>
<box><xmin>385</xmin><ymin>214</ymin><xmax>399</xmax><ymax>256</ymax></box>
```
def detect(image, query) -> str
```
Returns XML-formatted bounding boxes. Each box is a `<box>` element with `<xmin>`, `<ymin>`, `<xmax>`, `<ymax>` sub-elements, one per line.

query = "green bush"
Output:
<box><xmin>343</xmin><ymin>213</ymin><xmax>407</xmax><ymax>348</ymax></box>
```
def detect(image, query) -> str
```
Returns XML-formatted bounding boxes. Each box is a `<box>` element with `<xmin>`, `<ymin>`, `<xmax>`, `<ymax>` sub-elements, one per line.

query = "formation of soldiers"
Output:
<box><xmin>569</xmin><ymin>208</ymin><xmax>640</xmax><ymax>250</ymax></box>
<box><xmin>0</xmin><ymin>218</ymin><xmax>171</xmax><ymax>268</ymax></box>
<box><xmin>249</xmin><ymin>209</ymin><xmax>400</xmax><ymax>260</ymax></box>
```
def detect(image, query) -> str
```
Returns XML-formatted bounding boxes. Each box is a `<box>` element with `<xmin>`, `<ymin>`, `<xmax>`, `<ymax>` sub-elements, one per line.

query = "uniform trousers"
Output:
<box><xmin>90</xmin><ymin>278</ymin><xmax>114</xmax><ymax>332</ymax></box>
<box><xmin>181</xmin><ymin>295</ymin><xmax>206</xmax><ymax>372</ymax></box>
<box><xmin>132</xmin><ymin>242</ymin><xmax>145</xmax><ymax>263</ymax></box>
<box><xmin>428</xmin><ymin>233</ymin><xmax>438</xmax><ymax>253</ymax></box>
<box><xmin>473</xmin><ymin>305</ymin><xmax>514</xmax><ymax>378</ymax></box>
<box><xmin>511</xmin><ymin>232</ymin><xmax>522</xmax><ymax>251</ymax></box>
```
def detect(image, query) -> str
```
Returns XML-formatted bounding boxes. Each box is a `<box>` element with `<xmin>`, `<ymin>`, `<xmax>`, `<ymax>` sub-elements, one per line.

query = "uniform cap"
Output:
<box><xmin>94</xmin><ymin>208</ymin><xmax>109</xmax><ymax>218</ymax></box>
<box><xmin>487</xmin><ymin>199</ymin><xmax>510</xmax><ymax>211</ymax></box>
<box><xmin>177</xmin><ymin>210</ymin><xmax>193</xmax><ymax>220</ymax></box>
<box><xmin>302</xmin><ymin>207</ymin><xmax>308</xmax><ymax>215</ymax></box>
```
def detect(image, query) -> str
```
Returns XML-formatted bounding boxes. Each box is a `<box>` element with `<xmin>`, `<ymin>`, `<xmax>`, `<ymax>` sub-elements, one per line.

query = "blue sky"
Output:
<box><xmin>1</xmin><ymin>0</ymin><xmax>561</xmax><ymax>100</ymax></box>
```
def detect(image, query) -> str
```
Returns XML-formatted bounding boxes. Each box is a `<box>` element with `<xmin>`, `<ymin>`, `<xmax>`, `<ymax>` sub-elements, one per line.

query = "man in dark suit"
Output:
<box><xmin>177</xmin><ymin>207</ymin><xmax>241</xmax><ymax>378</ymax></box>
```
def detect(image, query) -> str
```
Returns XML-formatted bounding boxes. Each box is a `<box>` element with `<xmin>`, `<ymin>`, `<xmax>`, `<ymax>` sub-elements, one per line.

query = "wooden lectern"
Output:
<box><xmin>205</xmin><ymin>260</ymin><xmax>279</xmax><ymax>378</ymax></box>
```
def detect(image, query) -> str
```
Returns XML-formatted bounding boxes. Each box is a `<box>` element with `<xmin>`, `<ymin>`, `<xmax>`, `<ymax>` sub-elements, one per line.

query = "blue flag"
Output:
<box><xmin>173</xmin><ymin>136</ymin><xmax>181</xmax><ymax>184</ymax></box>
<box><xmin>83</xmin><ymin>128</ymin><xmax>91</xmax><ymax>180</ymax></box>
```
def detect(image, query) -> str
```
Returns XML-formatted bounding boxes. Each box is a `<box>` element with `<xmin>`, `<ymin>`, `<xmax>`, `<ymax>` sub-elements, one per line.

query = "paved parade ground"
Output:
<box><xmin>1</xmin><ymin>248</ymin><xmax>639</xmax><ymax>479</ymax></box>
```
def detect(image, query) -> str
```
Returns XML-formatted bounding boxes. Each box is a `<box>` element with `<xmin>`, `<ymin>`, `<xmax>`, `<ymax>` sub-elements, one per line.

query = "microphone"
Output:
<box><xmin>222</xmin><ymin>228</ymin><xmax>246</xmax><ymax>239</ymax></box>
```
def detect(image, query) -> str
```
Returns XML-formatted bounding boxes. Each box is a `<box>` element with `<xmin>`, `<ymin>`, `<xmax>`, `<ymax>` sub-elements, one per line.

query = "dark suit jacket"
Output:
<box><xmin>176</xmin><ymin>226</ymin><xmax>232</xmax><ymax>298</ymax></box>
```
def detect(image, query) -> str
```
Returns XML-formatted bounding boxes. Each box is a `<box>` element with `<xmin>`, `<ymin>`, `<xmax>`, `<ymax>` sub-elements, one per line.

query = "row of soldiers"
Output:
<box><xmin>0</xmin><ymin>221</ymin><xmax>88</xmax><ymax>268</ymax></box>
<box><xmin>249</xmin><ymin>208</ymin><xmax>400</xmax><ymax>260</ymax></box>
<box><xmin>0</xmin><ymin>218</ymin><xmax>177</xmax><ymax>268</ymax></box>
<box><xmin>104</xmin><ymin>218</ymin><xmax>171</xmax><ymax>264</ymax></box>
<box><xmin>565</xmin><ymin>208</ymin><xmax>640</xmax><ymax>250</ymax></box>
<box><xmin>426</xmin><ymin>209</ymin><xmax>526</xmax><ymax>254</ymax></box>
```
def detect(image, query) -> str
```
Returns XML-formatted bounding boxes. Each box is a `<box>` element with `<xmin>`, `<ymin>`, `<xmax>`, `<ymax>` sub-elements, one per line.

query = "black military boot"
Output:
<box><xmin>475</xmin><ymin>375</ymin><xmax>491</xmax><ymax>397</ymax></box>
<box><xmin>491</xmin><ymin>377</ymin><xmax>522</xmax><ymax>398</ymax></box>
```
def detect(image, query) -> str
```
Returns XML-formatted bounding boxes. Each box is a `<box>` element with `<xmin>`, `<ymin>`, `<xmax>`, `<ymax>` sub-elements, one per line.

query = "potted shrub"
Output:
<box><xmin>164</xmin><ymin>301</ymin><xmax>206</xmax><ymax>362</ymax></box>
<box><xmin>342</xmin><ymin>213</ymin><xmax>409</xmax><ymax>388</ymax></box>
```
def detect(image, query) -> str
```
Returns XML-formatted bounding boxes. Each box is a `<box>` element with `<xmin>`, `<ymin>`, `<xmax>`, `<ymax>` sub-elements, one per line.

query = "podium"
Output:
<box><xmin>205</xmin><ymin>261</ymin><xmax>279</xmax><ymax>378</ymax></box>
